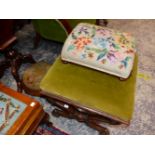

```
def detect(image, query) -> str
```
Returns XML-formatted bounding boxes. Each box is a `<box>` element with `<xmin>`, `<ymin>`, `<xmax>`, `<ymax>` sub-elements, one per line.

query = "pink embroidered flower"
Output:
<box><xmin>107</xmin><ymin>52</ymin><xmax>117</xmax><ymax>64</ymax></box>
<box><xmin>114</xmin><ymin>52</ymin><xmax>125</xmax><ymax>61</ymax></box>
<box><xmin>73</xmin><ymin>37</ymin><xmax>91</xmax><ymax>50</ymax></box>
<box><xmin>96</xmin><ymin>28</ymin><xmax>112</xmax><ymax>37</ymax></box>
<box><xmin>71</xmin><ymin>51</ymin><xmax>77</xmax><ymax>56</ymax></box>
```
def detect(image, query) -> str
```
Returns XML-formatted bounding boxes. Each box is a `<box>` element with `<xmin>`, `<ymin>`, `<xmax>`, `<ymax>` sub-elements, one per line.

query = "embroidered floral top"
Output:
<box><xmin>61</xmin><ymin>23</ymin><xmax>136</xmax><ymax>78</ymax></box>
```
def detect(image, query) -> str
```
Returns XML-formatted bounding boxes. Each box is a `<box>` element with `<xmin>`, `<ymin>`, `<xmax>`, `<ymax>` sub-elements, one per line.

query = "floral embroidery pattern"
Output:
<box><xmin>65</xmin><ymin>23</ymin><xmax>136</xmax><ymax>74</ymax></box>
<box><xmin>73</xmin><ymin>37</ymin><xmax>91</xmax><ymax>50</ymax></box>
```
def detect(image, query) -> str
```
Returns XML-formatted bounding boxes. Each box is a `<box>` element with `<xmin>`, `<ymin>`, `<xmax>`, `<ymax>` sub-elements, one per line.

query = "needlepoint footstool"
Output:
<box><xmin>61</xmin><ymin>23</ymin><xmax>136</xmax><ymax>80</ymax></box>
<box><xmin>0</xmin><ymin>83</ymin><xmax>45</xmax><ymax>135</ymax></box>
<box><xmin>23</xmin><ymin>23</ymin><xmax>137</xmax><ymax>134</ymax></box>
<box><xmin>40</xmin><ymin>54</ymin><xmax>138</xmax><ymax>134</ymax></box>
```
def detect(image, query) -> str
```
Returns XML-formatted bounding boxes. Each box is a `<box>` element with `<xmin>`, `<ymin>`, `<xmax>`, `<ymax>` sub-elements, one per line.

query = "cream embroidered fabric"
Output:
<box><xmin>61</xmin><ymin>23</ymin><xmax>136</xmax><ymax>79</ymax></box>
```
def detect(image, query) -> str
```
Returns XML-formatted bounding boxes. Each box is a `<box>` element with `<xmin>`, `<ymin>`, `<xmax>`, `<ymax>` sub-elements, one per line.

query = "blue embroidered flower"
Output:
<box><xmin>93</xmin><ymin>37</ymin><xmax>109</xmax><ymax>49</ymax></box>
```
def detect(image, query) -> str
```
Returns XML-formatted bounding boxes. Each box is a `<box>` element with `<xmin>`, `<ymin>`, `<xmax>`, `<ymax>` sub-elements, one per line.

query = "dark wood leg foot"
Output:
<box><xmin>42</xmin><ymin>113</ymin><xmax>49</xmax><ymax>122</ymax></box>
<box><xmin>96</xmin><ymin>19</ymin><xmax>108</xmax><ymax>26</ymax></box>
<box><xmin>41</xmin><ymin>113</ymin><xmax>53</xmax><ymax>127</ymax></box>
<box><xmin>88</xmin><ymin>120</ymin><xmax>109</xmax><ymax>135</ymax></box>
<box><xmin>119</xmin><ymin>77</ymin><xmax>126</xmax><ymax>81</ymax></box>
<box><xmin>96</xmin><ymin>19</ymin><xmax>100</xmax><ymax>25</ymax></box>
<box><xmin>61</xmin><ymin>60</ymin><xmax>68</xmax><ymax>64</ymax></box>
<box><xmin>103</xmin><ymin>19</ymin><xmax>108</xmax><ymax>26</ymax></box>
<box><xmin>52</xmin><ymin>109</ymin><xmax>64</xmax><ymax>117</ymax></box>
<box><xmin>39</xmin><ymin>113</ymin><xmax>53</xmax><ymax>129</ymax></box>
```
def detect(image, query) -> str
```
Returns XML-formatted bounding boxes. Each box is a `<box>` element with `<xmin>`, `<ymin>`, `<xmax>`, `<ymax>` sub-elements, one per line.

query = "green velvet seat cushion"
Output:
<box><xmin>40</xmin><ymin>55</ymin><xmax>138</xmax><ymax>124</ymax></box>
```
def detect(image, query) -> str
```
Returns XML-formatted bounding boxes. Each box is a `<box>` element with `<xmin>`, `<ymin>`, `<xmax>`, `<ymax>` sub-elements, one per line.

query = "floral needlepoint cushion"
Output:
<box><xmin>61</xmin><ymin>23</ymin><xmax>136</xmax><ymax>79</ymax></box>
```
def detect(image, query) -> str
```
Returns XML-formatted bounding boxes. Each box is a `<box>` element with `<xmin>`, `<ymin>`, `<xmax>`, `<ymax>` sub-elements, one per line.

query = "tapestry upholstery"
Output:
<box><xmin>61</xmin><ymin>23</ymin><xmax>136</xmax><ymax>79</ymax></box>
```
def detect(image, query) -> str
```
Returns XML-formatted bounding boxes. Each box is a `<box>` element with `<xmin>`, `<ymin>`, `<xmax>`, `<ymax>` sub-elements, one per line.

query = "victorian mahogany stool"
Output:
<box><xmin>39</xmin><ymin>55</ymin><xmax>138</xmax><ymax>134</ymax></box>
<box><xmin>21</xmin><ymin>22</ymin><xmax>137</xmax><ymax>134</ymax></box>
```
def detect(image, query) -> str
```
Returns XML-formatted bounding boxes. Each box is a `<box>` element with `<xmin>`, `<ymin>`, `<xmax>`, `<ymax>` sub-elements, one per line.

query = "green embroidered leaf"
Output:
<box><xmin>90</xmin><ymin>27</ymin><xmax>96</xmax><ymax>38</ymax></box>
<box><xmin>112</xmin><ymin>43</ymin><xmax>120</xmax><ymax>50</ymax></box>
<box><xmin>67</xmin><ymin>45</ymin><xmax>75</xmax><ymax>51</ymax></box>
<box><xmin>121</xmin><ymin>60</ymin><xmax>127</xmax><ymax>68</ymax></box>
<box><xmin>97</xmin><ymin>52</ymin><xmax>106</xmax><ymax>61</ymax></box>
<box><xmin>125</xmin><ymin>56</ymin><xmax>131</xmax><ymax>62</ymax></box>
<box><xmin>93</xmin><ymin>48</ymin><xmax>101</xmax><ymax>53</ymax></box>
<box><xmin>102</xmin><ymin>48</ymin><xmax>108</xmax><ymax>53</ymax></box>
<box><xmin>71</xmin><ymin>33</ymin><xmax>77</xmax><ymax>39</ymax></box>
<box><xmin>121</xmin><ymin>56</ymin><xmax>131</xmax><ymax>68</ymax></box>
<box><xmin>86</xmin><ymin>47</ymin><xmax>108</xmax><ymax>54</ymax></box>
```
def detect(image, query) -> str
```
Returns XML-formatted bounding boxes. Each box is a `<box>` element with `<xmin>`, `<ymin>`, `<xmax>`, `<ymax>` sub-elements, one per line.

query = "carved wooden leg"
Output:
<box><xmin>40</xmin><ymin>113</ymin><xmax>53</xmax><ymax>127</ymax></box>
<box><xmin>46</xmin><ymin>98</ymin><xmax>121</xmax><ymax>134</ymax></box>
<box><xmin>0</xmin><ymin>48</ymin><xmax>36</xmax><ymax>92</ymax></box>
<box><xmin>11</xmin><ymin>60</ymin><xmax>22</xmax><ymax>92</ymax></box>
<box><xmin>52</xmin><ymin>107</ymin><xmax>110</xmax><ymax>135</ymax></box>
<box><xmin>53</xmin><ymin>108</ymin><xmax>71</xmax><ymax>118</ymax></box>
<box><xmin>51</xmin><ymin>104</ymin><xmax>110</xmax><ymax>134</ymax></box>
<box><xmin>41</xmin><ymin>113</ymin><xmax>50</xmax><ymax>122</ymax></box>
<box><xmin>51</xmin><ymin>100</ymin><xmax>121</xmax><ymax>124</ymax></box>
<box><xmin>87</xmin><ymin>120</ymin><xmax>110</xmax><ymax>135</ymax></box>
<box><xmin>34</xmin><ymin>32</ymin><xmax>41</xmax><ymax>48</ymax></box>
<box><xmin>3</xmin><ymin>48</ymin><xmax>36</xmax><ymax>92</ymax></box>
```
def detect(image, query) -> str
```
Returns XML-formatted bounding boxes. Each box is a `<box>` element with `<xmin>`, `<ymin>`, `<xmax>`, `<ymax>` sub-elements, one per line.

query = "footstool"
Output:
<box><xmin>0</xmin><ymin>83</ymin><xmax>45</xmax><ymax>135</ymax></box>
<box><xmin>61</xmin><ymin>23</ymin><xmax>136</xmax><ymax>79</ymax></box>
<box><xmin>40</xmin><ymin>54</ymin><xmax>138</xmax><ymax>134</ymax></box>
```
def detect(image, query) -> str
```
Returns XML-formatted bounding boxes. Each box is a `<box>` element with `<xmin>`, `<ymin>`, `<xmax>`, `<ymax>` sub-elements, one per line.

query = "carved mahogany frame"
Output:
<box><xmin>42</xmin><ymin>95</ymin><xmax>121</xmax><ymax>135</ymax></box>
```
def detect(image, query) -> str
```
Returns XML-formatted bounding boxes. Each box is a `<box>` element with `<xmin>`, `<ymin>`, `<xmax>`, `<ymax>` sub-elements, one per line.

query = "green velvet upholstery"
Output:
<box><xmin>40</xmin><ymin>55</ymin><xmax>138</xmax><ymax>124</ymax></box>
<box><xmin>32</xmin><ymin>19</ymin><xmax>96</xmax><ymax>43</ymax></box>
